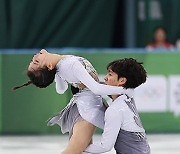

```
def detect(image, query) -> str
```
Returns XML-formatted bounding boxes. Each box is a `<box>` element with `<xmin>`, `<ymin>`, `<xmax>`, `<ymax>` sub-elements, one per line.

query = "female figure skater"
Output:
<box><xmin>13</xmin><ymin>49</ymin><xmax>129</xmax><ymax>154</ymax></box>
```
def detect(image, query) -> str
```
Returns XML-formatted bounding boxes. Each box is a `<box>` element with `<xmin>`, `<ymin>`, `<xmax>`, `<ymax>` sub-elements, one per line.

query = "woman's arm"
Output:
<box><xmin>72</xmin><ymin>61</ymin><xmax>128</xmax><ymax>95</ymax></box>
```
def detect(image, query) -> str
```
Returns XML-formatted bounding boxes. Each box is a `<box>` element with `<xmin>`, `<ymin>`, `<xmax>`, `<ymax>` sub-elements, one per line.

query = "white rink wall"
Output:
<box><xmin>1</xmin><ymin>134</ymin><xmax>180</xmax><ymax>154</ymax></box>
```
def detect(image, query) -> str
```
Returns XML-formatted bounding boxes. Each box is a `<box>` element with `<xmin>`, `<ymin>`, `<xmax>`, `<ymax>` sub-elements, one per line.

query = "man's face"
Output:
<box><xmin>28</xmin><ymin>49</ymin><xmax>48</xmax><ymax>71</ymax></box>
<box><xmin>104</xmin><ymin>69</ymin><xmax>123</xmax><ymax>86</ymax></box>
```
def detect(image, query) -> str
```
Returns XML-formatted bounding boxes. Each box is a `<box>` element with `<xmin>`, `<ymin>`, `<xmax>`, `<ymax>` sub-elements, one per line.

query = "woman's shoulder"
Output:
<box><xmin>56</xmin><ymin>55</ymin><xmax>77</xmax><ymax>66</ymax></box>
<box><xmin>146</xmin><ymin>42</ymin><xmax>157</xmax><ymax>48</ymax></box>
<box><xmin>164</xmin><ymin>42</ymin><xmax>174</xmax><ymax>47</ymax></box>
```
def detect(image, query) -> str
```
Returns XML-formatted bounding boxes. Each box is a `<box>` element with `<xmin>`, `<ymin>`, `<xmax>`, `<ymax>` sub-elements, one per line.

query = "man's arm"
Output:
<box><xmin>84</xmin><ymin>107</ymin><xmax>123</xmax><ymax>153</ymax></box>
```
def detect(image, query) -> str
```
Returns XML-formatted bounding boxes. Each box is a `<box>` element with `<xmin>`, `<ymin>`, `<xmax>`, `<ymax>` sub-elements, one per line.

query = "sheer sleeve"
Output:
<box><xmin>55</xmin><ymin>74</ymin><xmax>68</xmax><ymax>94</ymax></box>
<box><xmin>72</xmin><ymin>61</ymin><xmax>127</xmax><ymax>95</ymax></box>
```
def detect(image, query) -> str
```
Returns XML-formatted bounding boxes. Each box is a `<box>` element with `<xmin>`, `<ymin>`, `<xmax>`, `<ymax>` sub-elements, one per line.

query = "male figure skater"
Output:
<box><xmin>84</xmin><ymin>58</ymin><xmax>150</xmax><ymax>154</ymax></box>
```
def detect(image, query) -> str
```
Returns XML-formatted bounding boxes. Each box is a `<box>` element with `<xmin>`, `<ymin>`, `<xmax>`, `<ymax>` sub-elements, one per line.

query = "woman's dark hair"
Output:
<box><xmin>107</xmin><ymin>58</ymin><xmax>147</xmax><ymax>89</ymax></box>
<box><xmin>13</xmin><ymin>67</ymin><xmax>56</xmax><ymax>90</ymax></box>
<box><xmin>153</xmin><ymin>26</ymin><xmax>167</xmax><ymax>34</ymax></box>
<box><xmin>27</xmin><ymin>67</ymin><xmax>57</xmax><ymax>88</ymax></box>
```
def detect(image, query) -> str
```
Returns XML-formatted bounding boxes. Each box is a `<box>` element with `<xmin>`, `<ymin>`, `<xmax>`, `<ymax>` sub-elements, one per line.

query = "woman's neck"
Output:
<box><xmin>47</xmin><ymin>53</ymin><xmax>65</xmax><ymax>68</ymax></box>
<box><xmin>156</xmin><ymin>40</ymin><xmax>166</xmax><ymax>45</ymax></box>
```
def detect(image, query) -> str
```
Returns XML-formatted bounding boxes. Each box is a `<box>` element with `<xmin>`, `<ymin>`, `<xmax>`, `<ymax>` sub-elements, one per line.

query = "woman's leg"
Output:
<box><xmin>62</xmin><ymin>120</ymin><xmax>96</xmax><ymax>154</ymax></box>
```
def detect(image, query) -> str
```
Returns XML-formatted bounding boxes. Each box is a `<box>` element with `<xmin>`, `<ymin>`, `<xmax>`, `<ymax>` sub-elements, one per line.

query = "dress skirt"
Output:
<box><xmin>47</xmin><ymin>88</ymin><xmax>106</xmax><ymax>136</ymax></box>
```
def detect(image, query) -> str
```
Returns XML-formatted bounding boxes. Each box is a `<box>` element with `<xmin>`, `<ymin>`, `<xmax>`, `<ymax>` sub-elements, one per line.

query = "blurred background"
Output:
<box><xmin>1</xmin><ymin>0</ymin><xmax>180</xmax><ymax>153</ymax></box>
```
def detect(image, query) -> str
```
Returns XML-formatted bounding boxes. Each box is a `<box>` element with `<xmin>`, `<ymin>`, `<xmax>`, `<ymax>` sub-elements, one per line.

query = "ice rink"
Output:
<box><xmin>1</xmin><ymin>134</ymin><xmax>180</xmax><ymax>154</ymax></box>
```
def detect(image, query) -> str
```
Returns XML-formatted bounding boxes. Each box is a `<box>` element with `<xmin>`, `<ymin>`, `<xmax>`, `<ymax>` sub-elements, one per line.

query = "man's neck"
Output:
<box><xmin>111</xmin><ymin>95</ymin><xmax>121</xmax><ymax>101</ymax></box>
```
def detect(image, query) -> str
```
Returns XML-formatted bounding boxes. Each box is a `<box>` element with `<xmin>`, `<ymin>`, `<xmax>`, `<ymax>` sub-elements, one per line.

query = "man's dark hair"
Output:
<box><xmin>107</xmin><ymin>58</ymin><xmax>147</xmax><ymax>88</ymax></box>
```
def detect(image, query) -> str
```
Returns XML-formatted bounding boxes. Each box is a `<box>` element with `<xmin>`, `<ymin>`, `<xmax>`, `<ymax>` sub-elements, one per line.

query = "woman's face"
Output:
<box><xmin>154</xmin><ymin>28</ymin><xmax>166</xmax><ymax>42</ymax></box>
<box><xmin>28</xmin><ymin>49</ymin><xmax>48</xmax><ymax>71</ymax></box>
